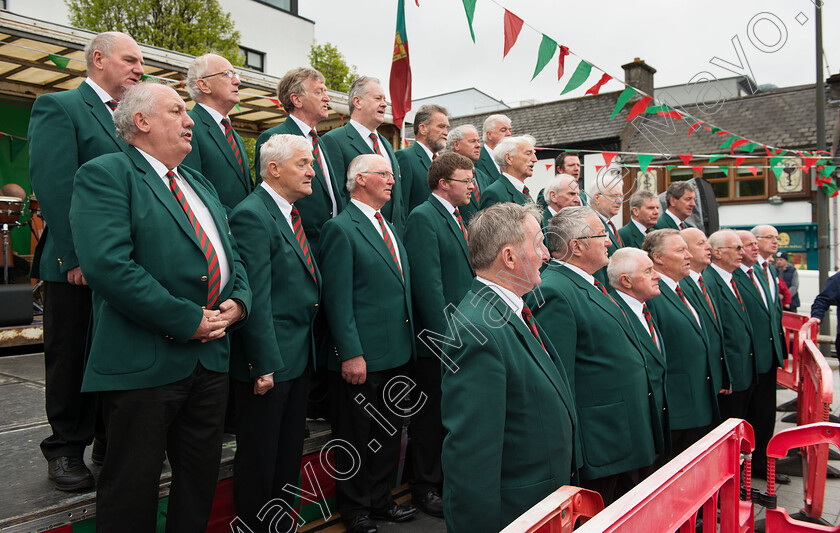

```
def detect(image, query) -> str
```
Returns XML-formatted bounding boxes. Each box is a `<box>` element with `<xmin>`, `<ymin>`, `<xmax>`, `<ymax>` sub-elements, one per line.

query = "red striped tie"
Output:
<box><xmin>220</xmin><ymin>118</ymin><xmax>244</xmax><ymax>176</ymax></box>
<box><xmin>730</xmin><ymin>277</ymin><xmax>745</xmax><ymax>312</ymax></box>
<box><xmin>472</xmin><ymin>170</ymin><xmax>481</xmax><ymax>203</ymax></box>
<box><xmin>105</xmin><ymin>99</ymin><xmax>118</xmax><ymax>112</ymax></box>
<box><xmin>291</xmin><ymin>206</ymin><xmax>316</xmax><ymax>281</ymax></box>
<box><xmin>747</xmin><ymin>268</ymin><xmax>760</xmax><ymax>291</ymax></box>
<box><xmin>608</xmin><ymin>220</ymin><xmax>623</xmax><ymax>246</ymax></box>
<box><xmin>698</xmin><ymin>275</ymin><xmax>717</xmax><ymax>320</ymax></box>
<box><xmin>310</xmin><ymin>130</ymin><xmax>326</xmax><ymax>177</ymax></box>
<box><xmin>375</xmin><ymin>212</ymin><xmax>402</xmax><ymax>277</ymax></box>
<box><xmin>594</xmin><ymin>279</ymin><xmax>628</xmax><ymax>322</ymax></box>
<box><xmin>522</xmin><ymin>185</ymin><xmax>530</xmax><ymax>197</ymax></box>
<box><xmin>521</xmin><ymin>304</ymin><xmax>546</xmax><ymax>351</ymax></box>
<box><xmin>642</xmin><ymin>304</ymin><xmax>659</xmax><ymax>347</ymax></box>
<box><xmin>166</xmin><ymin>171</ymin><xmax>221</xmax><ymax>308</ymax></box>
<box><xmin>453</xmin><ymin>208</ymin><xmax>468</xmax><ymax>243</ymax></box>
<box><xmin>679</xmin><ymin>221</ymin><xmax>687</xmax><ymax>230</ymax></box>
<box><xmin>369</xmin><ymin>133</ymin><xmax>383</xmax><ymax>155</ymax></box>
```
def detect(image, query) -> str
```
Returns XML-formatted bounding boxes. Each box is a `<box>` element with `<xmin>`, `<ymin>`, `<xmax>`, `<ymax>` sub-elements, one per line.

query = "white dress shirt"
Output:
<box><xmin>289</xmin><ymin>113</ymin><xmax>339</xmax><ymax>217</ymax></box>
<box><xmin>476</xmin><ymin>276</ymin><xmax>526</xmax><ymax>326</ymax></box>
<box><xmin>197</xmin><ymin>102</ymin><xmax>228</xmax><ymax>135</ymax></box>
<box><xmin>615</xmin><ymin>290</ymin><xmax>660</xmax><ymax>350</ymax></box>
<box><xmin>710</xmin><ymin>263</ymin><xmax>738</xmax><ymax>298</ymax></box>
<box><xmin>660</xmin><ymin>273</ymin><xmax>701</xmax><ymax>326</ymax></box>
<box><xmin>84</xmin><ymin>77</ymin><xmax>118</xmax><ymax>115</ymax></box>
<box><xmin>739</xmin><ymin>263</ymin><xmax>768</xmax><ymax>309</ymax></box>
<box><xmin>351</xmin><ymin>198</ymin><xmax>402</xmax><ymax>265</ymax></box>
<box><xmin>755</xmin><ymin>255</ymin><xmax>777</xmax><ymax>302</ymax></box>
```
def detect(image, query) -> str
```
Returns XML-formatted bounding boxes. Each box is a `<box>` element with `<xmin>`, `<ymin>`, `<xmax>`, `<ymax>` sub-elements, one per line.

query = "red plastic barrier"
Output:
<box><xmin>778</xmin><ymin>312</ymin><xmax>816</xmax><ymax>391</ymax></box>
<box><xmin>764</xmin><ymin>423</ymin><xmax>840</xmax><ymax>533</ymax></box>
<box><xmin>504</xmin><ymin>419</ymin><xmax>755</xmax><ymax>533</ymax></box>
<box><xmin>501</xmin><ymin>486</ymin><xmax>604</xmax><ymax>533</ymax></box>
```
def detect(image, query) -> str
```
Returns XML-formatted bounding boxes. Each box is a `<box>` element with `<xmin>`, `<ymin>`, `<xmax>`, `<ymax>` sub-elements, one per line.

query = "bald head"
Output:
<box><xmin>736</xmin><ymin>230</ymin><xmax>759</xmax><ymax>267</ymax></box>
<box><xmin>545</xmin><ymin>173</ymin><xmax>581</xmax><ymax>211</ymax></box>
<box><xmin>681</xmin><ymin>227</ymin><xmax>711</xmax><ymax>272</ymax></box>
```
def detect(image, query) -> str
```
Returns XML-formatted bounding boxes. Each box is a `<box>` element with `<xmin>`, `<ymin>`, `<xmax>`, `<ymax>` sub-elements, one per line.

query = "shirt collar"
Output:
<box><xmin>659</xmin><ymin>272</ymin><xmax>678</xmax><ymax>292</ymax></box>
<box><xmin>431</xmin><ymin>193</ymin><xmax>456</xmax><ymax>215</ymax></box>
<box><xmin>689</xmin><ymin>269</ymin><xmax>701</xmax><ymax>283</ymax></box>
<box><xmin>350</xmin><ymin>197</ymin><xmax>379</xmax><ymax>218</ymax></box>
<box><xmin>476</xmin><ymin>276</ymin><xmax>523</xmax><ymax>318</ymax></box>
<box><xmin>666</xmin><ymin>209</ymin><xmax>683</xmax><ymax>226</ymax></box>
<box><xmin>553</xmin><ymin>259</ymin><xmax>595</xmax><ymax>285</ymax></box>
<box><xmin>84</xmin><ymin>77</ymin><xmax>115</xmax><ymax>104</ymax></box>
<box><xmin>615</xmin><ymin>290</ymin><xmax>645</xmax><ymax>315</ymax></box>
<box><xmin>547</xmin><ymin>205</ymin><xmax>559</xmax><ymax>218</ymax></box>
<box><xmin>349</xmin><ymin>119</ymin><xmax>375</xmax><ymax>139</ymax></box>
<box><xmin>502</xmin><ymin>172</ymin><xmax>525</xmax><ymax>193</ymax></box>
<box><xmin>710</xmin><ymin>262</ymin><xmax>732</xmax><ymax>283</ymax></box>
<box><xmin>289</xmin><ymin>113</ymin><xmax>316</xmax><ymax>139</ymax></box>
<box><xmin>197</xmin><ymin>102</ymin><xmax>226</xmax><ymax>126</ymax></box>
<box><xmin>739</xmin><ymin>263</ymin><xmax>755</xmax><ymax>275</ymax></box>
<box><xmin>416</xmin><ymin>140</ymin><xmax>434</xmax><ymax>161</ymax></box>
<box><xmin>631</xmin><ymin>218</ymin><xmax>648</xmax><ymax>234</ymax></box>
<box><xmin>260</xmin><ymin>181</ymin><xmax>293</xmax><ymax>222</ymax></box>
<box><xmin>135</xmin><ymin>147</ymin><xmax>173</xmax><ymax>177</ymax></box>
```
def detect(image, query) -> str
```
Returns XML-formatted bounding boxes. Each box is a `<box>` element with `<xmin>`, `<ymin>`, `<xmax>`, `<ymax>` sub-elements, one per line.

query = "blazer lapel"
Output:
<box><xmin>660</xmin><ymin>280</ymin><xmax>704</xmax><ymax>337</ymax></box>
<box><xmin>429</xmin><ymin>195</ymin><xmax>469</xmax><ymax>263</ymax></box>
<box><xmin>706</xmin><ymin>268</ymin><xmax>748</xmax><ymax>320</ymax></box>
<box><xmin>195</xmin><ymin>105</ymin><xmax>247</xmax><ymax>188</ymax></box>
<box><xmin>348</xmin><ymin>203</ymin><xmax>404</xmax><ymax>283</ymax></box>
<box><xmin>734</xmin><ymin>269</ymin><xmax>770</xmax><ymax>316</ymax></box>
<box><xmin>617</xmin><ymin>297</ymin><xmax>662</xmax><ymax>361</ymax></box>
<box><xmin>179</xmin><ymin>165</ymin><xmax>235</xmax><ymax>262</ymax></box>
<box><xmin>257</xmin><ymin>187</ymin><xmax>320</xmax><ymax>290</ymax></box>
<box><xmin>346</xmin><ymin>124</ymin><xmax>374</xmax><ymax>157</ymax></box>
<box><xmin>79</xmin><ymin>83</ymin><xmax>121</xmax><ymax>150</ymax></box>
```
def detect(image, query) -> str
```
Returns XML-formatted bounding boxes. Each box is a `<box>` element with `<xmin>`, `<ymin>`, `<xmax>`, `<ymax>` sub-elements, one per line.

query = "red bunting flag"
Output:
<box><xmin>678</xmin><ymin>154</ymin><xmax>693</xmax><ymax>166</ymax></box>
<box><xmin>688</xmin><ymin>123</ymin><xmax>702</xmax><ymax>136</ymax></box>
<box><xmin>545</xmin><ymin>163</ymin><xmax>553</xmax><ymax>171</ymax></box>
<box><xmin>802</xmin><ymin>157</ymin><xmax>820</xmax><ymax>171</ymax></box>
<box><xmin>557</xmin><ymin>45</ymin><xmax>570</xmax><ymax>80</ymax></box>
<box><xmin>503</xmin><ymin>9</ymin><xmax>524</xmax><ymax>58</ymax></box>
<box><xmin>584</xmin><ymin>73</ymin><xmax>612</xmax><ymax>95</ymax></box>
<box><xmin>602</xmin><ymin>152</ymin><xmax>618</xmax><ymax>165</ymax></box>
<box><xmin>735</xmin><ymin>157</ymin><xmax>746</xmax><ymax>166</ymax></box>
<box><xmin>268</xmin><ymin>98</ymin><xmax>282</xmax><ymax>109</ymax></box>
<box><xmin>748</xmin><ymin>167</ymin><xmax>758</xmax><ymax>177</ymax></box>
<box><xmin>626</xmin><ymin>96</ymin><xmax>653</xmax><ymax>121</ymax></box>
<box><xmin>730</xmin><ymin>139</ymin><xmax>749</xmax><ymax>153</ymax></box>
<box><xmin>716</xmin><ymin>130</ymin><xmax>730</xmax><ymax>136</ymax></box>
<box><xmin>692</xmin><ymin>166</ymin><xmax>704</xmax><ymax>174</ymax></box>
<box><xmin>595</xmin><ymin>165</ymin><xmax>604</xmax><ymax>173</ymax></box>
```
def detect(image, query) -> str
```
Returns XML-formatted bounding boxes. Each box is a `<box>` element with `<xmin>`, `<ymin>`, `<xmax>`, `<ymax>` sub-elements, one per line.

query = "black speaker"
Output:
<box><xmin>0</xmin><ymin>284</ymin><xmax>33</xmax><ymax>327</ymax></box>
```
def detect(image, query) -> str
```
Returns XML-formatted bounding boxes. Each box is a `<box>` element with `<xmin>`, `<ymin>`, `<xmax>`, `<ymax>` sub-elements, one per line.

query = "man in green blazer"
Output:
<box><xmin>554</xmin><ymin>151</ymin><xmax>587</xmax><ymax>206</ymax></box>
<box><xmin>480</xmin><ymin>135</ymin><xmax>537</xmax><ymax>209</ymax></box>
<box><xmin>529</xmin><ymin>206</ymin><xmax>663</xmax><ymax>505</ymax></box>
<box><xmin>735</xmin><ymin>230</ymin><xmax>786</xmax><ymax>483</ymax></box>
<box><xmin>476</xmin><ymin>113</ymin><xmax>510</xmax><ymax>182</ymax></box>
<box><xmin>655</xmin><ymin>180</ymin><xmax>696</xmax><ymax>230</ymax></box>
<box><xmin>753</xmin><ymin>224</ymin><xmax>786</xmax><ymax>341</ymax></box>
<box><xmin>182</xmin><ymin>53</ymin><xmax>253</xmax><ymax>211</ymax></box>
<box><xmin>228</xmin><ymin>134</ymin><xmax>321</xmax><ymax>531</ymax></box>
<box><xmin>254</xmin><ymin>68</ymin><xmax>345</xmax><ymax>255</ymax></box>
<box><xmin>70</xmin><ymin>83</ymin><xmax>251</xmax><ymax>532</ymax></box>
<box><xmin>442</xmin><ymin>203</ymin><xmax>576</xmax><ymax>533</ymax></box>
<box><xmin>444</xmin><ymin>124</ymin><xmax>492</xmax><ymax>223</ymax></box>
<box><xmin>27</xmin><ymin>31</ymin><xmax>144</xmax><ymax>490</ymax></box>
<box><xmin>318</xmin><ymin>154</ymin><xmax>417</xmax><ymax>532</ymax></box>
<box><xmin>403</xmin><ymin>153</ymin><xmax>475</xmax><ymax>518</ymax></box>
<box><xmin>586</xmin><ymin>169</ymin><xmax>624</xmax><ymax>287</ymax></box>
<box><xmin>703</xmin><ymin>230</ymin><xmax>757</xmax><ymax>422</ymax></box>
<box><xmin>618</xmin><ymin>190</ymin><xmax>659</xmax><ymax>249</ymax></box>
<box><xmin>644</xmin><ymin>230</ymin><xmax>720</xmax><ymax>457</ymax></box>
<box><xmin>396</xmin><ymin>104</ymin><xmax>449</xmax><ymax>213</ymax></box>
<box><xmin>321</xmin><ymin>76</ymin><xmax>405</xmax><ymax>236</ymax></box>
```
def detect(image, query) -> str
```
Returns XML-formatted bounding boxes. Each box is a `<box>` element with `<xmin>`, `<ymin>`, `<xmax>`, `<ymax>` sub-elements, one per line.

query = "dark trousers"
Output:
<box><xmin>718</xmin><ymin>384</ymin><xmax>754</xmax><ymax>422</ymax></box>
<box><xmin>670</xmin><ymin>426</ymin><xmax>712</xmax><ymax>460</ymax></box>
<box><xmin>408</xmin><ymin>357</ymin><xmax>442</xmax><ymax>496</ymax></box>
<box><xmin>747</xmin><ymin>369</ymin><xmax>777</xmax><ymax>473</ymax></box>
<box><xmin>96</xmin><ymin>363</ymin><xmax>227</xmax><ymax>533</ymax></box>
<box><xmin>329</xmin><ymin>367</ymin><xmax>406</xmax><ymax>521</ymax></box>
<box><xmin>232</xmin><ymin>372</ymin><xmax>309</xmax><ymax>532</ymax></box>
<box><xmin>40</xmin><ymin>281</ymin><xmax>96</xmax><ymax>459</ymax></box>
<box><xmin>580</xmin><ymin>467</ymin><xmax>646</xmax><ymax>507</ymax></box>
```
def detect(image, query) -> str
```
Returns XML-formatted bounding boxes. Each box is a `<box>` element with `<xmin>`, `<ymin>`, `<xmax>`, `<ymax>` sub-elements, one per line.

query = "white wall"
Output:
<box><xmin>718</xmin><ymin>200</ymin><xmax>812</xmax><ymax>227</ymax></box>
<box><xmin>6</xmin><ymin>0</ymin><xmax>70</xmax><ymax>24</ymax></box>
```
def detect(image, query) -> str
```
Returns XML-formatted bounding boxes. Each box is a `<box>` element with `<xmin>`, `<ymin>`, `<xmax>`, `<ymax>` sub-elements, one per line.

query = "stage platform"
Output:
<box><xmin>0</xmin><ymin>315</ymin><xmax>42</xmax><ymax>350</ymax></box>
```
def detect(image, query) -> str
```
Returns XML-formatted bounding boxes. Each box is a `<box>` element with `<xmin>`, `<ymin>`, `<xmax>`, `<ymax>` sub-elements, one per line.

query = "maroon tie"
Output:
<box><xmin>642</xmin><ymin>304</ymin><xmax>659</xmax><ymax>348</ymax></box>
<box><xmin>291</xmin><ymin>206</ymin><xmax>316</xmax><ymax>282</ymax></box>
<box><xmin>594</xmin><ymin>279</ymin><xmax>628</xmax><ymax>322</ymax></box>
<box><xmin>679</xmin><ymin>222</ymin><xmax>687</xmax><ymax>230</ymax></box>
<box><xmin>369</xmin><ymin>133</ymin><xmax>383</xmax><ymax>155</ymax></box>
<box><xmin>105</xmin><ymin>99</ymin><xmax>118</xmax><ymax>112</ymax></box>
<box><xmin>310</xmin><ymin>130</ymin><xmax>326</xmax><ymax>177</ymax></box>
<box><xmin>220</xmin><ymin>118</ymin><xmax>244</xmax><ymax>176</ymax></box>
<box><xmin>522</xmin><ymin>185</ymin><xmax>530</xmax><ymax>197</ymax></box>
<box><xmin>521</xmin><ymin>304</ymin><xmax>546</xmax><ymax>351</ymax></box>
<box><xmin>608</xmin><ymin>220</ymin><xmax>623</xmax><ymax>246</ymax></box>
<box><xmin>166</xmin><ymin>171</ymin><xmax>221</xmax><ymax>308</ymax></box>
<box><xmin>747</xmin><ymin>268</ymin><xmax>760</xmax><ymax>292</ymax></box>
<box><xmin>698</xmin><ymin>275</ymin><xmax>717</xmax><ymax>320</ymax></box>
<box><xmin>730</xmin><ymin>277</ymin><xmax>745</xmax><ymax>312</ymax></box>
<box><xmin>453</xmin><ymin>208</ymin><xmax>468</xmax><ymax>243</ymax></box>
<box><xmin>375</xmin><ymin>212</ymin><xmax>402</xmax><ymax>278</ymax></box>
<box><xmin>472</xmin><ymin>170</ymin><xmax>481</xmax><ymax>203</ymax></box>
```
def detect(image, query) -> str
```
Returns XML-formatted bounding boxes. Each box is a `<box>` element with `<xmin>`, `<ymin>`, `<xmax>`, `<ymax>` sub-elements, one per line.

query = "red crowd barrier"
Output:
<box><xmin>503</xmin><ymin>419</ymin><xmax>755</xmax><ymax>533</ymax></box>
<box><xmin>778</xmin><ymin>312</ymin><xmax>817</xmax><ymax>392</ymax></box>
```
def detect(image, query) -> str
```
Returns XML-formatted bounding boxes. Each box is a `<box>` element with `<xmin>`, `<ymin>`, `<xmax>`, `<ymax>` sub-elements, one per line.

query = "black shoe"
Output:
<box><xmin>413</xmin><ymin>489</ymin><xmax>444</xmax><ymax>518</ymax></box>
<box><xmin>91</xmin><ymin>438</ymin><xmax>106</xmax><ymax>466</ymax></box>
<box><xmin>371</xmin><ymin>503</ymin><xmax>417</xmax><ymax>523</ymax></box>
<box><xmin>47</xmin><ymin>456</ymin><xmax>94</xmax><ymax>491</ymax></box>
<box><xmin>774</xmin><ymin>473</ymin><xmax>791</xmax><ymax>485</ymax></box>
<box><xmin>345</xmin><ymin>514</ymin><xmax>377</xmax><ymax>533</ymax></box>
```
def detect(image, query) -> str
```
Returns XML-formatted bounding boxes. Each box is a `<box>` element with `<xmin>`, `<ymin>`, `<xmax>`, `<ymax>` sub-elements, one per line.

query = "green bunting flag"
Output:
<box><xmin>638</xmin><ymin>154</ymin><xmax>655</xmax><ymax>173</ymax></box>
<box><xmin>532</xmin><ymin>34</ymin><xmax>558</xmax><ymax>80</ymax></box>
<box><xmin>234</xmin><ymin>104</ymin><xmax>241</xmax><ymax>112</ymax></box>
<box><xmin>610</xmin><ymin>87</ymin><xmax>637</xmax><ymax>119</ymax></box>
<box><xmin>823</xmin><ymin>165</ymin><xmax>837</xmax><ymax>178</ymax></box>
<box><xmin>561</xmin><ymin>59</ymin><xmax>592</xmax><ymax>94</ymax></box>
<box><xmin>10</xmin><ymin>138</ymin><xmax>27</xmax><ymax>161</ymax></box>
<box><xmin>709</xmin><ymin>154</ymin><xmax>726</xmax><ymax>163</ymax></box>
<box><xmin>718</xmin><ymin>166</ymin><xmax>729</xmax><ymax>174</ymax></box>
<box><xmin>48</xmin><ymin>54</ymin><xmax>70</xmax><ymax>69</ymax></box>
<box><xmin>710</xmin><ymin>126</ymin><xmax>722</xmax><ymax>134</ymax></box>
<box><xmin>462</xmin><ymin>0</ymin><xmax>477</xmax><ymax>43</ymax></box>
<box><xmin>740</xmin><ymin>142</ymin><xmax>758</xmax><ymax>152</ymax></box>
<box><xmin>821</xmin><ymin>179</ymin><xmax>838</xmax><ymax>197</ymax></box>
<box><xmin>719</xmin><ymin>136</ymin><xmax>737</xmax><ymax>150</ymax></box>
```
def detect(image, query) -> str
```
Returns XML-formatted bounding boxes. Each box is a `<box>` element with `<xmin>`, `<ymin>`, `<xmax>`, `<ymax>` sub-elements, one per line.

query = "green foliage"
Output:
<box><xmin>66</xmin><ymin>0</ymin><xmax>244</xmax><ymax>65</ymax></box>
<box><xmin>309</xmin><ymin>42</ymin><xmax>358</xmax><ymax>93</ymax></box>
<box><xmin>241</xmin><ymin>136</ymin><xmax>257</xmax><ymax>179</ymax></box>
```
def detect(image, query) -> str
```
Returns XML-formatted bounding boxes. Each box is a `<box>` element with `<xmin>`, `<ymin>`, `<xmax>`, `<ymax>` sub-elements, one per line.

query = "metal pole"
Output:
<box><xmin>815</xmin><ymin>2</ymin><xmax>830</xmax><ymax>354</ymax></box>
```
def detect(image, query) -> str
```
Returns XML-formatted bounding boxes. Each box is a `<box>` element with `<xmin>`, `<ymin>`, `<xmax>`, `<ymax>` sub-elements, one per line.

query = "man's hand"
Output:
<box><xmin>719</xmin><ymin>385</ymin><xmax>733</xmax><ymax>396</ymax></box>
<box><xmin>804</xmin><ymin>317</ymin><xmax>821</xmax><ymax>330</ymax></box>
<box><xmin>254</xmin><ymin>374</ymin><xmax>274</xmax><ymax>395</ymax></box>
<box><xmin>216</xmin><ymin>299</ymin><xmax>245</xmax><ymax>329</ymax></box>
<box><xmin>341</xmin><ymin>356</ymin><xmax>366</xmax><ymax>385</ymax></box>
<box><xmin>190</xmin><ymin>309</ymin><xmax>228</xmax><ymax>343</ymax></box>
<box><xmin>66</xmin><ymin>266</ymin><xmax>87</xmax><ymax>286</ymax></box>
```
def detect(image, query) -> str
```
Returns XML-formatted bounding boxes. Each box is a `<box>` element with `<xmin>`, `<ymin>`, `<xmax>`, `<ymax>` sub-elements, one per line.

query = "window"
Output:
<box><xmin>665</xmin><ymin>158</ymin><xmax>788</xmax><ymax>204</ymax></box>
<box><xmin>240</xmin><ymin>47</ymin><xmax>265</xmax><ymax>73</ymax></box>
<box><xmin>254</xmin><ymin>0</ymin><xmax>297</xmax><ymax>14</ymax></box>
<box><xmin>735</xmin><ymin>165</ymin><xmax>765</xmax><ymax>199</ymax></box>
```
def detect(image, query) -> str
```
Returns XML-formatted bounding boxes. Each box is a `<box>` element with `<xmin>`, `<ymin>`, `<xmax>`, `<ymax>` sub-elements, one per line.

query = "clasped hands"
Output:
<box><xmin>190</xmin><ymin>299</ymin><xmax>244</xmax><ymax>343</ymax></box>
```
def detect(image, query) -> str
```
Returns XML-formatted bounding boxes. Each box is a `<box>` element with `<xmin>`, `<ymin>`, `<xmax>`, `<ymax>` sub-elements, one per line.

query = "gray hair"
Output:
<box><xmin>348</xmin><ymin>76</ymin><xmax>380</xmax><ymax>115</ymax></box>
<box><xmin>113</xmin><ymin>81</ymin><xmax>163</xmax><ymax>143</ymax></box>
<box><xmin>642</xmin><ymin>228</ymin><xmax>681</xmax><ymax>258</ymax></box>
<box><xmin>608</xmin><ymin>247</ymin><xmax>650</xmax><ymax>287</ymax></box>
<box><xmin>545</xmin><ymin>173</ymin><xmax>578</xmax><ymax>196</ymax></box>
<box><xmin>629</xmin><ymin>189</ymin><xmax>657</xmax><ymax>210</ymax></box>
<box><xmin>482</xmin><ymin>114</ymin><xmax>511</xmax><ymax>143</ymax></box>
<box><xmin>413</xmin><ymin>104</ymin><xmax>448</xmax><ymax>135</ymax></box>
<box><xmin>750</xmin><ymin>224</ymin><xmax>776</xmax><ymax>237</ymax></box>
<box><xmin>185</xmin><ymin>54</ymin><xmax>214</xmax><ymax>101</ymax></box>
<box><xmin>665</xmin><ymin>180</ymin><xmax>696</xmax><ymax>206</ymax></box>
<box><xmin>468</xmin><ymin>202</ymin><xmax>542</xmax><ymax>271</ymax></box>
<box><xmin>493</xmin><ymin>135</ymin><xmax>535</xmax><ymax>171</ymax></box>
<box><xmin>445</xmin><ymin>124</ymin><xmax>478</xmax><ymax>153</ymax></box>
<box><xmin>84</xmin><ymin>31</ymin><xmax>122</xmax><ymax>69</ymax></box>
<box><xmin>276</xmin><ymin>67</ymin><xmax>326</xmax><ymax>112</ymax></box>
<box><xmin>585</xmin><ymin>166</ymin><xmax>623</xmax><ymax>199</ymax></box>
<box><xmin>259</xmin><ymin>134</ymin><xmax>312</xmax><ymax>180</ymax></box>
<box><xmin>709</xmin><ymin>229</ymin><xmax>740</xmax><ymax>251</ymax></box>
<box><xmin>545</xmin><ymin>205</ymin><xmax>597</xmax><ymax>256</ymax></box>
<box><xmin>346</xmin><ymin>154</ymin><xmax>388</xmax><ymax>194</ymax></box>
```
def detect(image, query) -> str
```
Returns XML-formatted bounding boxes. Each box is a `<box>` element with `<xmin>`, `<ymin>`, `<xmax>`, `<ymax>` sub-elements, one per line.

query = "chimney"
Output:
<box><xmin>622</xmin><ymin>57</ymin><xmax>656</xmax><ymax>96</ymax></box>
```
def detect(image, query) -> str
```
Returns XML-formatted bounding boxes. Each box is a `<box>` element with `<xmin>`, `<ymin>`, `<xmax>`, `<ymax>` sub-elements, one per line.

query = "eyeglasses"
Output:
<box><xmin>445</xmin><ymin>177</ymin><xmax>477</xmax><ymax>185</ymax></box>
<box><xmin>718</xmin><ymin>245</ymin><xmax>744</xmax><ymax>251</ymax></box>
<box><xmin>361</xmin><ymin>171</ymin><xmax>394</xmax><ymax>179</ymax></box>
<box><xmin>574</xmin><ymin>234</ymin><xmax>608</xmax><ymax>240</ymax></box>
<box><xmin>756</xmin><ymin>235</ymin><xmax>780</xmax><ymax>242</ymax></box>
<box><xmin>200</xmin><ymin>70</ymin><xmax>239</xmax><ymax>80</ymax></box>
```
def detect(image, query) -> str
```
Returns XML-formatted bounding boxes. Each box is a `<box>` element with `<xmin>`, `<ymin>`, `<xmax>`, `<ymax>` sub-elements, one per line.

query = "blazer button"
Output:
<box><xmin>648</xmin><ymin>392</ymin><xmax>652</xmax><ymax>397</ymax></box>
<box><xmin>57</xmin><ymin>258</ymin><xmax>63</xmax><ymax>265</ymax></box>
<box><xmin>201</xmin><ymin>275</ymin><xmax>208</xmax><ymax>282</ymax></box>
<box><xmin>248</xmin><ymin>363</ymin><xmax>253</xmax><ymax>370</ymax></box>
<box><xmin>329</xmin><ymin>211</ymin><xmax>334</xmax><ymax>216</ymax></box>
<box><xmin>663</xmin><ymin>407</ymin><xmax>667</xmax><ymax>412</ymax></box>
<box><xmin>314</xmin><ymin>303</ymin><xmax>319</xmax><ymax>307</ymax></box>
<box><xmin>707</xmin><ymin>376</ymin><xmax>711</xmax><ymax>380</ymax></box>
<box><xmin>405</xmin><ymin>319</ymin><xmax>409</xmax><ymax>324</ymax></box>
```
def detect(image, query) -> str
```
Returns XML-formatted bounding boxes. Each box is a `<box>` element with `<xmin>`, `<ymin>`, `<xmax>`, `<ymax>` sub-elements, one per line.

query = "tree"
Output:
<box><xmin>66</xmin><ymin>0</ymin><xmax>243</xmax><ymax>65</ymax></box>
<box><xmin>309</xmin><ymin>42</ymin><xmax>358</xmax><ymax>93</ymax></box>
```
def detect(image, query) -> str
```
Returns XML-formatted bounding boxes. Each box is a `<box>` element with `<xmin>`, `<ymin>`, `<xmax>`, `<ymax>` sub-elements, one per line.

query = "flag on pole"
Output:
<box><xmin>390</xmin><ymin>0</ymin><xmax>412</xmax><ymax>130</ymax></box>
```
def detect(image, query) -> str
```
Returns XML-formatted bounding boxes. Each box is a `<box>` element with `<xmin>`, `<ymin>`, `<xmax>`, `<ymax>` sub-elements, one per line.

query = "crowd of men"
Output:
<box><xmin>25</xmin><ymin>30</ymin><xmax>791</xmax><ymax>533</ymax></box>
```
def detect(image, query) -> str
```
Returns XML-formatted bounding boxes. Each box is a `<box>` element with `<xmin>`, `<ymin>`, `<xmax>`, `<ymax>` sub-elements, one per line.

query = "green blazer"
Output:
<box><xmin>475</xmin><ymin>145</ymin><xmax>502</xmax><ymax>182</ymax></box>
<box><xmin>318</xmin><ymin>201</ymin><xmax>414</xmax><ymax>372</ymax></box>
<box><xmin>254</xmin><ymin>118</ymin><xmax>346</xmax><ymax>254</ymax></box>
<box><xmin>404</xmin><ymin>195</ymin><xmax>475</xmax><ymax>359</ymax></box>
<box><xmin>395</xmin><ymin>141</ymin><xmax>432</xmax><ymax>214</ymax></box>
<box><xmin>480</xmin><ymin>175</ymin><xmax>531</xmax><ymax>209</ymax></box>
<box><xmin>320</xmin><ymin>123</ymin><xmax>405</xmax><ymax>236</ymax></box>
<box><xmin>229</xmin><ymin>187</ymin><xmax>321</xmax><ymax>383</ymax></box>
<box><xmin>527</xmin><ymin>263</ymin><xmax>662</xmax><ymax>480</ymax></box>
<box><xmin>680</xmin><ymin>275</ymin><xmax>730</xmax><ymax>392</ymax></box>
<box><xmin>654</xmin><ymin>210</ymin><xmax>689</xmax><ymax>230</ymax></box>
<box><xmin>647</xmin><ymin>281</ymin><xmax>720</xmax><ymax>430</ymax></box>
<box><xmin>593</xmin><ymin>215</ymin><xmax>622</xmax><ymax>288</ymax></box>
<box><xmin>733</xmin><ymin>266</ymin><xmax>785</xmax><ymax>374</ymax></box>
<box><xmin>182</xmin><ymin>104</ymin><xmax>253</xmax><ymax>211</ymax></box>
<box><xmin>459</xmin><ymin>167</ymin><xmax>493</xmax><ymax>223</ymax></box>
<box><xmin>617</xmin><ymin>220</ymin><xmax>646</xmax><ymax>249</ymax></box>
<box><xmin>442</xmin><ymin>279</ymin><xmax>577</xmax><ymax>533</ymax></box>
<box><xmin>702</xmin><ymin>266</ymin><xmax>757</xmax><ymax>392</ymax></box>
<box><xmin>28</xmin><ymin>81</ymin><xmax>127</xmax><ymax>282</ymax></box>
<box><xmin>70</xmin><ymin>147</ymin><xmax>252</xmax><ymax>392</ymax></box>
